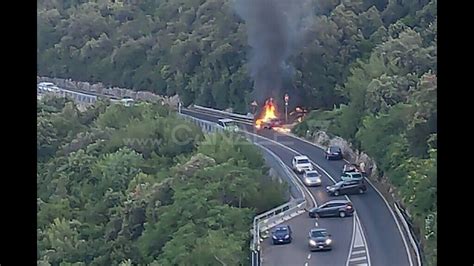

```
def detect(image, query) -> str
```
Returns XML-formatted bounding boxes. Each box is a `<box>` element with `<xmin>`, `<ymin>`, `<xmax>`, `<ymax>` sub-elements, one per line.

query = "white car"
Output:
<box><xmin>120</xmin><ymin>98</ymin><xmax>135</xmax><ymax>107</ymax></box>
<box><xmin>218</xmin><ymin>118</ymin><xmax>239</xmax><ymax>132</ymax></box>
<box><xmin>303</xmin><ymin>170</ymin><xmax>322</xmax><ymax>186</ymax></box>
<box><xmin>340</xmin><ymin>172</ymin><xmax>363</xmax><ymax>182</ymax></box>
<box><xmin>38</xmin><ymin>82</ymin><xmax>60</xmax><ymax>93</ymax></box>
<box><xmin>292</xmin><ymin>155</ymin><xmax>313</xmax><ymax>173</ymax></box>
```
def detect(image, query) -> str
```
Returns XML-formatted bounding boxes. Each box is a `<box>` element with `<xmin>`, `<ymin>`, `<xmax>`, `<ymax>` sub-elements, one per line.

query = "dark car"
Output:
<box><xmin>308</xmin><ymin>200</ymin><xmax>354</xmax><ymax>218</ymax></box>
<box><xmin>325</xmin><ymin>146</ymin><xmax>343</xmax><ymax>160</ymax></box>
<box><xmin>326</xmin><ymin>180</ymin><xmax>367</xmax><ymax>196</ymax></box>
<box><xmin>262</xmin><ymin>118</ymin><xmax>282</xmax><ymax>129</ymax></box>
<box><xmin>271</xmin><ymin>225</ymin><xmax>292</xmax><ymax>244</ymax></box>
<box><xmin>308</xmin><ymin>228</ymin><xmax>333</xmax><ymax>251</ymax></box>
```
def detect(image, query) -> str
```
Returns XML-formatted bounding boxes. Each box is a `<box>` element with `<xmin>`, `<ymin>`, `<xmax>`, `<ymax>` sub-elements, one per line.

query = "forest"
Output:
<box><xmin>38</xmin><ymin>0</ymin><xmax>437</xmax><ymax>264</ymax></box>
<box><xmin>37</xmin><ymin>96</ymin><xmax>287</xmax><ymax>265</ymax></box>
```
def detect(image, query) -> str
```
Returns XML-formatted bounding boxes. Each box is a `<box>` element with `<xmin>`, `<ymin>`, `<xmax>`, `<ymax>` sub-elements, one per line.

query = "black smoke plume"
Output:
<box><xmin>233</xmin><ymin>0</ymin><xmax>314</xmax><ymax>106</ymax></box>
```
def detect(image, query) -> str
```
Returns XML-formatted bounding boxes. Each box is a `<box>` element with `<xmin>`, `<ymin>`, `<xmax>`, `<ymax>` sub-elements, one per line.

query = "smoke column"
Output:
<box><xmin>233</xmin><ymin>0</ymin><xmax>314</xmax><ymax>105</ymax></box>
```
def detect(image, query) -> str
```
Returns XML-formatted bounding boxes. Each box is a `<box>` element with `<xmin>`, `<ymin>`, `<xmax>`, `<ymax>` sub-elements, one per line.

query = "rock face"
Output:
<box><xmin>37</xmin><ymin>76</ymin><xmax>181</xmax><ymax>108</ymax></box>
<box><xmin>307</xmin><ymin>130</ymin><xmax>379</xmax><ymax>179</ymax></box>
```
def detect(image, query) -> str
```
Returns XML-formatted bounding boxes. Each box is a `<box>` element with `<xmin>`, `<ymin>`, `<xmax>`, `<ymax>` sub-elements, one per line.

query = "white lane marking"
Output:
<box><xmin>243</xmin><ymin>131</ymin><xmax>366</xmax><ymax>265</ymax></box>
<box><xmin>353</xmin><ymin>218</ymin><xmax>365</xmax><ymax>248</ymax></box>
<box><xmin>315</xmin><ymin>222</ymin><xmax>318</xmax><ymax>227</ymax></box>
<box><xmin>304</xmin><ymin>262</ymin><xmax>308</xmax><ymax>266</ymax></box>
<box><xmin>354</xmin><ymin>264</ymin><xmax>368</xmax><ymax>266</ymax></box>
<box><xmin>352</xmin><ymin>250</ymin><xmax>366</xmax><ymax>255</ymax></box>
<box><xmin>245</xmin><ymin>131</ymin><xmax>318</xmax><ymax>208</ymax></box>
<box><xmin>349</xmin><ymin>256</ymin><xmax>368</xmax><ymax>262</ymax></box>
<box><xmin>183</xmin><ymin>113</ymin><xmax>374</xmax><ymax>265</ymax></box>
<box><xmin>282</xmin><ymin>132</ymin><xmax>416</xmax><ymax>266</ymax></box>
<box><xmin>308</xmin><ymin>254</ymin><xmax>311</xmax><ymax>259</ymax></box>
<box><xmin>346</xmin><ymin>215</ymin><xmax>357</xmax><ymax>266</ymax></box>
<box><xmin>355</xmin><ymin>211</ymin><xmax>371</xmax><ymax>266</ymax></box>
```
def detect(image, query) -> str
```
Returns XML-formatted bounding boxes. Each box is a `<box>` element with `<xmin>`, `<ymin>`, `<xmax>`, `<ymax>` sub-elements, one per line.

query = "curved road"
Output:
<box><xmin>182</xmin><ymin>108</ymin><xmax>413</xmax><ymax>266</ymax></box>
<box><xmin>36</xmin><ymin>83</ymin><xmax>413</xmax><ymax>265</ymax></box>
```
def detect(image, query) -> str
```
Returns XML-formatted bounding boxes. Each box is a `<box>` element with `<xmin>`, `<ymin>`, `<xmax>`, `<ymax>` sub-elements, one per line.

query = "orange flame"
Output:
<box><xmin>255</xmin><ymin>98</ymin><xmax>278</xmax><ymax>129</ymax></box>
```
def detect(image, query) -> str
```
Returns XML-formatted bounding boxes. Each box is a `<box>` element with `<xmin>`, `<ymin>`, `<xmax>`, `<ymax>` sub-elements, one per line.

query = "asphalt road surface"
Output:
<box><xmin>182</xmin><ymin>108</ymin><xmax>412</xmax><ymax>266</ymax></box>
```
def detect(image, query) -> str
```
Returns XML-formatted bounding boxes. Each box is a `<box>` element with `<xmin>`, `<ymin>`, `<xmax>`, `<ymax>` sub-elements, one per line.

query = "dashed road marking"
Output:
<box><xmin>304</xmin><ymin>262</ymin><xmax>308</xmax><ymax>266</ymax></box>
<box><xmin>347</xmin><ymin>216</ymin><xmax>370</xmax><ymax>266</ymax></box>
<box><xmin>307</xmin><ymin>254</ymin><xmax>311</xmax><ymax>259</ymax></box>
<box><xmin>315</xmin><ymin>221</ymin><xmax>318</xmax><ymax>227</ymax></box>
<box><xmin>349</xmin><ymin>256</ymin><xmax>368</xmax><ymax>262</ymax></box>
<box><xmin>352</xmin><ymin>250</ymin><xmax>366</xmax><ymax>255</ymax></box>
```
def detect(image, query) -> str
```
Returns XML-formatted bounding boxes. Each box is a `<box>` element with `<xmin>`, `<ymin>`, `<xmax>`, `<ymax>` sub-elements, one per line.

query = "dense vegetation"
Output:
<box><xmin>293</xmin><ymin>2</ymin><xmax>437</xmax><ymax>263</ymax></box>
<box><xmin>38</xmin><ymin>0</ymin><xmax>436</xmax><ymax>264</ymax></box>
<box><xmin>37</xmin><ymin>96</ymin><xmax>287</xmax><ymax>265</ymax></box>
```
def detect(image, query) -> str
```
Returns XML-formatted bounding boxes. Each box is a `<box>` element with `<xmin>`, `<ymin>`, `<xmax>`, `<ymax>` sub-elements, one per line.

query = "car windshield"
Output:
<box><xmin>330</xmin><ymin>147</ymin><xmax>340</xmax><ymax>152</ymax></box>
<box><xmin>274</xmin><ymin>227</ymin><xmax>288</xmax><ymax>234</ymax></box>
<box><xmin>224</xmin><ymin>121</ymin><xmax>236</xmax><ymax>127</ymax></box>
<box><xmin>352</xmin><ymin>174</ymin><xmax>362</xmax><ymax>178</ymax></box>
<box><xmin>311</xmin><ymin>230</ymin><xmax>327</xmax><ymax>238</ymax></box>
<box><xmin>297</xmin><ymin>159</ymin><xmax>309</xmax><ymax>164</ymax></box>
<box><xmin>306</xmin><ymin>172</ymin><xmax>319</xmax><ymax>177</ymax></box>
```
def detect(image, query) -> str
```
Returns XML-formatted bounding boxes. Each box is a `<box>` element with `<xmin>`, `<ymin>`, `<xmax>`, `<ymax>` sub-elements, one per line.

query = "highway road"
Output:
<box><xmin>182</xmin><ymin>107</ymin><xmax>413</xmax><ymax>266</ymax></box>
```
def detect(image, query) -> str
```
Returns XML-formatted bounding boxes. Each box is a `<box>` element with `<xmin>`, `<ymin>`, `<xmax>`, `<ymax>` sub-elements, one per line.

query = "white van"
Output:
<box><xmin>120</xmin><ymin>97</ymin><xmax>135</xmax><ymax>107</ymax></box>
<box><xmin>218</xmin><ymin>118</ymin><xmax>239</xmax><ymax>132</ymax></box>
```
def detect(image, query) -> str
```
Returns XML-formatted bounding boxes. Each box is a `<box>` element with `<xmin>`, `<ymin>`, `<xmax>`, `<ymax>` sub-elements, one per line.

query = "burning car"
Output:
<box><xmin>255</xmin><ymin>98</ymin><xmax>281</xmax><ymax>130</ymax></box>
<box><xmin>260</xmin><ymin>118</ymin><xmax>283</xmax><ymax>129</ymax></box>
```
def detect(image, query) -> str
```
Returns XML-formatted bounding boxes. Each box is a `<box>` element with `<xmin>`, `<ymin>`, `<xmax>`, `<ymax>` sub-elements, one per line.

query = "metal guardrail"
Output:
<box><xmin>394</xmin><ymin>203</ymin><xmax>423</xmax><ymax>266</ymax></box>
<box><xmin>193</xmin><ymin>105</ymin><xmax>254</xmax><ymax>120</ymax></box>
<box><xmin>178</xmin><ymin>112</ymin><xmax>307</xmax><ymax>266</ymax></box>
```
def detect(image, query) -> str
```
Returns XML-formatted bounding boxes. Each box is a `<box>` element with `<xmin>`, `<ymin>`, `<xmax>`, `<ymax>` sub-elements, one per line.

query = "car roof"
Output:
<box><xmin>39</xmin><ymin>82</ymin><xmax>54</xmax><ymax>85</ymax></box>
<box><xmin>310</xmin><ymin>228</ymin><xmax>327</xmax><ymax>232</ymax></box>
<box><xmin>294</xmin><ymin>155</ymin><xmax>309</xmax><ymax>160</ymax></box>
<box><xmin>274</xmin><ymin>225</ymin><xmax>289</xmax><ymax>231</ymax></box>
<box><xmin>218</xmin><ymin>118</ymin><xmax>234</xmax><ymax>123</ymax></box>
<box><xmin>324</xmin><ymin>199</ymin><xmax>351</xmax><ymax>205</ymax></box>
<box><xmin>305</xmin><ymin>170</ymin><xmax>319</xmax><ymax>174</ymax></box>
<box><xmin>329</xmin><ymin>146</ymin><xmax>341</xmax><ymax>149</ymax></box>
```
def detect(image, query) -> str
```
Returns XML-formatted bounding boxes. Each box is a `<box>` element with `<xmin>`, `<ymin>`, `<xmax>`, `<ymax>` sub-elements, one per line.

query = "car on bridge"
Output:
<box><xmin>326</xmin><ymin>180</ymin><xmax>367</xmax><ymax>196</ymax></box>
<box><xmin>325</xmin><ymin>146</ymin><xmax>343</xmax><ymax>160</ymax></box>
<box><xmin>38</xmin><ymin>82</ymin><xmax>60</xmax><ymax>93</ymax></box>
<box><xmin>308</xmin><ymin>200</ymin><xmax>354</xmax><ymax>218</ymax></box>
<box><xmin>271</xmin><ymin>225</ymin><xmax>292</xmax><ymax>244</ymax></box>
<box><xmin>340</xmin><ymin>171</ymin><xmax>363</xmax><ymax>182</ymax></box>
<box><xmin>292</xmin><ymin>155</ymin><xmax>313</xmax><ymax>173</ymax></box>
<box><xmin>217</xmin><ymin>118</ymin><xmax>239</xmax><ymax>132</ymax></box>
<box><xmin>308</xmin><ymin>228</ymin><xmax>333</xmax><ymax>251</ymax></box>
<box><xmin>303</xmin><ymin>170</ymin><xmax>322</xmax><ymax>186</ymax></box>
<box><xmin>120</xmin><ymin>97</ymin><xmax>135</xmax><ymax>107</ymax></box>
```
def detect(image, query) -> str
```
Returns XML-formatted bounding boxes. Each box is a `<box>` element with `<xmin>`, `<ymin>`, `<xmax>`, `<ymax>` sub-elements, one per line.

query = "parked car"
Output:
<box><xmin>271</xmin><ymin>225</ymin><xmax>292</xmax><ymax>244</ymax></box>
<box><xmin>292</xmin><ymin>155</ymin><xmax>313</xmax><ymax>173</ymax></box>
<box><xmin>326</xmin><ymin>180</ymin><xmax>367</xmax><ymax>196</ymax></box>
<box><xmin>303</xmin><ymin>170</ymin><xmax>322</xmax><ymax>186</ymax></box>
<box><xmin>308</xmin><ymin>200</ymin><xmax>354</xmax><ymax>218</ymax></box>
<box><xmin>308</xmin><ymin>228</ymin><xmax>333</xmax><ymax>251</ymax></box>
<box><xmin>325</xmin><ymin>146</ymin><xmax>343</xmax><ymax>160</ymax></box>
<box><xmin>340</xmin><ymin>172</ymin><xmax>363</xmax><ymax>182</ymax></box>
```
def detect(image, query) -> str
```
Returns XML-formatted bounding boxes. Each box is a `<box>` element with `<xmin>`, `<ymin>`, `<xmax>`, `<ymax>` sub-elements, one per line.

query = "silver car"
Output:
<box><xmin>308</xmin><ymin>228</ymin><xmax>333</xmax><ymax>251</ymax></box>
<box><xmin>303</xmin><ymin>170</ymin><xmax>322</xmax><ymax>186</ymax></box>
